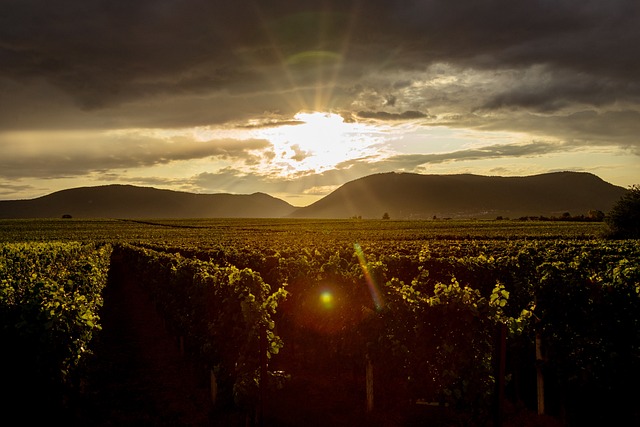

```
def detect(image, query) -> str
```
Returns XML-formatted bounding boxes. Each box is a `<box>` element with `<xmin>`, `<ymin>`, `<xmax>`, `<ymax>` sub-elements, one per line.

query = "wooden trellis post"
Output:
<box><xmin>210</xmin><ymin>369</ymin><xmax>218</xmax><ymax>405</ymax></box>
<box><xmin>366</xmin><ymin>352</ymin><xmax>374</xmax><ymax>412</ymax></box>
<box><xmin>494</xmin><ymin>323</ymin><xmax>507</xmax><ymax>427</ymax></box>
<box><xmin>536</xmin><ymin>330</ymin><xmax>545</xmax><ymax>416</ymax></box>
<box><xmin>258</xmin><ymin>324</ymin><xmax>267</xmax><ymax>427</ymax></box>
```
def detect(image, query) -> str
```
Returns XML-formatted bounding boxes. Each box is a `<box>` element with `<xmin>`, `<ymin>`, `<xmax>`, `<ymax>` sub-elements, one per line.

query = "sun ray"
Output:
<box><xmin>354</xmin><ymin>243</ymin><xmax>384</xmax><ymax>310</ymax></box>
<box><xmin>242</xmin><ymin>3</ymin><xmax>364</xmax><ymax>115</ymax></box>
<box><xmin>312</xmin><ymin>2</ymin><xmax>361</xmax><ymax>112</ymax></box>
<box><xmin>252</xmin><ymin>111</ymin><xmax>385</xmax><ymax>176</ymax></box>
<box><xmin>244</xmin><ymin>5</ymin><xmax>310</xmax><ymax>112</ymax></box>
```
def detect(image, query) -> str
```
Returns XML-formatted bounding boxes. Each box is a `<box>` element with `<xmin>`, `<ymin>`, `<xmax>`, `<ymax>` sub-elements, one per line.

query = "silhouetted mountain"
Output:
<box><xmin>289</xmin><ymin>171</ymin><xmax>628</xmax><ymax>219</ymax></box>
<box><xmin>0</xmin><ymin>185</ymin><xmax>297</xmax><ymax>219</ymax></box>
<box><xmin>0</xmin><ymin>172</ymin><xmax>628</xmax><ymax>219</ymax></box>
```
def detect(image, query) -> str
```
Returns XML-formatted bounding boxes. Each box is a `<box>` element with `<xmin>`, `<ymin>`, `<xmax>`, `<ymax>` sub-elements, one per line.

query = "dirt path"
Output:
<box><xmin>65</xmin><ymin>269</ymin><xmax>397</xmax><ymax>427</ymax></box>
<box><xmin>70</xmin><ymin>270</ymin><xmax>214</xmax><ymax>426</ymax></box>
<box><xmin>63</xmin><ymin>266</ymin><xmax>441</xmax><ymax>427</ymax></box>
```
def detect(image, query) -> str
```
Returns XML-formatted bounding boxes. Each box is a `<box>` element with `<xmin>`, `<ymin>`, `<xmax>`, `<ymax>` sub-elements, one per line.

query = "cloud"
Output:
<box><xmin>2</xmin><ymin>1</ymin><xmax>638</xmax><ymax>127</ymax></box>
<box><xmin>477</xmin><ymin>65</ymin><xmax>640</xmax><ymax>113</ymax></box>
<box><xmin>190</xmin><ymin>164</ymin><xmax>370</xmax><ymax>200</ymax></box>
<box><xmin>471</xmin><ymin>110</ymin><xmax>640</xmax><ymax>152</ymax></box>
<box><xmin>189</xmin><ymin>140</ymin><xmax>566</xmax><ymax>196</ymax></box>
<box><xmin>239</xmin><ymin>118</ymin><xmax>305</xmax><ymax>129</ymax></box>
<box><xmin>0</xmin><ymin>182</ymin><xmax>39</xmax><ymax>198</ymax></box>
<box><xmin>192</xmin><ymin>168</ymin><xmax>288</xmax><ymax>195</ymax></box>
<box><xmin>383</xmin><ymin>94</ymin><xmax>397</xmax><ymax>107</ymax></box>
<box><xmin>380</xmin><ymin>141</ymin><xmax>567</xmax><ymax>169</ymax></box>
<box><xmin>289</xmin><ymin>144</ymin><xmax>312</xmax><ymax>161</ymax></box>
<box><xmin>1</xmin><ymin>0</ymin><xmax>639</xmax><ymax>199</ymax></box>
<box><xmin>302</xmin><ymin>185</ymin><xmax>341</xmax><ymax>196</ymax></box>
<box><xmin>0</xmin><ymin>132</ymin><xmax>271</xmax><ymax>178</ymax></box>
<box><xmin>357</xmin><ymin>110</ymin><xmax>428</xmax><ymax>121</ymax></box>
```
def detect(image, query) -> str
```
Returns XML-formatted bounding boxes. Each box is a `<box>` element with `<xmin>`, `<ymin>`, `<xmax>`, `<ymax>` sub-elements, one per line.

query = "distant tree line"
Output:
<box><xmin>343</xmin><ymin>184</ymin><xmax>640</xmax><ymax>235</ymax></box>
<box><xmin>350</xmin><ymin>212</ymin><xmax>391</xmax><ymax>220</ymax></box>
<box><xmin>517</xmin><ymin>210</ymin><xmax>605</xmax><ymax>222</ymax></box>
<box><xmin>513</xmin><ymin>184</ymin><xmax>639</xmax><ymax>239</ymax></box>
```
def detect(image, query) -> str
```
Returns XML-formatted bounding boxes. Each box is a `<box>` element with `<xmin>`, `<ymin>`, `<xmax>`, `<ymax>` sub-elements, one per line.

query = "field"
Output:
<box><xmin>0</xmin><ymin>217</ymin><xmax>610</xmax><ymax>246</ymax></box>
<box><xmin>1</xmin><ymin>218</ymin><xmax>638</xmax><ymax>426</ymax></box>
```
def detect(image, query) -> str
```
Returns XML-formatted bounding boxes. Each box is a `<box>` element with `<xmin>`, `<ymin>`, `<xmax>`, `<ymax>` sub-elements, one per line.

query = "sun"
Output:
<box><xmin>253</xmin><ymin>111</ymin><xmax>383</xmax><ymax>174</ymax></box>
<box><xmin>289</xmin><ymin>112</ymin><xmax>352</xmax><ymax>164</ymax></box>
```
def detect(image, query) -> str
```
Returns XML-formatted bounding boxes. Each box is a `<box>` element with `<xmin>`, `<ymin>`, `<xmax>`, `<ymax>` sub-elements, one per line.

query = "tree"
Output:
<box><xmin>606</xmin><ymin>185</ymin><xmax>640</xmax><ymax>238</ymax></box>
<box><xmin>382</xmin><ymin>212</ymin><xmax>390</xmax><ymax>220</ymax></box>
<box><xmin>587</xmin><ymin>210</ymin><xmax>605</xmax><ymax>221</ymax></box>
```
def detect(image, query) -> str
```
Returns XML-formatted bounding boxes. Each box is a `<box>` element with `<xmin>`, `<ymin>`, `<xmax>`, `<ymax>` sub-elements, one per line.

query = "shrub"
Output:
<box><xmin>606</xmin><ymin>185</ymin><xmax>640</xmax><ymax>238</ymax></box>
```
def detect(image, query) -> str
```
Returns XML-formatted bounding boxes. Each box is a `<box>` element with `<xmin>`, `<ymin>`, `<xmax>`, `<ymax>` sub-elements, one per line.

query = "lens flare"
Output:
<box><xmin>354</xmin><ymin>243</ymin><xmax>384</xmax><ymax>310</ymax></box>
<box><xmin>319</xmin><ymin>289</ymin><xmax>334</xmax><ymax>309</ymax></box>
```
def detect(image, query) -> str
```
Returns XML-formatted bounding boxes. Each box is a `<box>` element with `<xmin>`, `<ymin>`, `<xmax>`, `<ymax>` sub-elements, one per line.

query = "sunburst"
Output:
<box><xmin>253</xmin><ymin>111</ymin><xmax>384</xmax><ymax>174</ymax></box>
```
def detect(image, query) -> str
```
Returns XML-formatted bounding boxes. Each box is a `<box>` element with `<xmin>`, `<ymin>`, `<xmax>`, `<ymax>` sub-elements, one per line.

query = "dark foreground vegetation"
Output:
<box><xmin>1</xmin><ymin>218</ymin><xmax>639</xmax><ymax>426</ymax></box>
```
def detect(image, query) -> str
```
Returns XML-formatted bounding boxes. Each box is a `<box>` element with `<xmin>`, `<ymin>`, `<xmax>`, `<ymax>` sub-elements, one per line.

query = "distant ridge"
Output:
<box><xmin>288</xmin><ymin>171</ymin><xmax>628</xmax><ymax>219</ymax></box>
<box><xmin>0</xmin><ymin>172</ymin><xmax>629</xmax><ymax>219</ymax></box>
<box><xmin>0</xmin><ymin>185</ymin><xmax>297</xmax><ymax>219</ymax></box>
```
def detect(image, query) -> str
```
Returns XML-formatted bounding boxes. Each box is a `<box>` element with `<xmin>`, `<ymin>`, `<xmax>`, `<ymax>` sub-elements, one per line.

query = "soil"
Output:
<box><xmin>68</xmin><ymin>272</ymin><xmax>214</xmax><ymax>427</ymax></box>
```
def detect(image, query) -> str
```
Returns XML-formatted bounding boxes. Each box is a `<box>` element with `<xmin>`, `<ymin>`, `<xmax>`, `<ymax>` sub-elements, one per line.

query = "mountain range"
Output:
<box><xmin>0</xmin><ymin>172</ymin><xmax>628</xmax><ymax>219</ymax></box>
<box><xmin>0</xmin><ymin>185</ymin><xmax>295</xmax><ymax>219</ymax></box>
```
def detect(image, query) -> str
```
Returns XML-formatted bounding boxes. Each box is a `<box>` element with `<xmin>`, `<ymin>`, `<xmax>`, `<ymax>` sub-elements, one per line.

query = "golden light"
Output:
<box><xmin>253</xmin><ymin>111</ymin><xmax>384</xmax><ymax>175</ymax></box>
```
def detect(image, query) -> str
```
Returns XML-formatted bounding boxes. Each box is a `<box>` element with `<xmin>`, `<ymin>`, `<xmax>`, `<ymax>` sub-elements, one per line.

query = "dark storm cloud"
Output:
<box><xmin>479</xmin><ymin>66</ymin><xmax>640</xmax><ymax>113</ymax></box>
<box><xmin>0</xmin><ymin>0</ymin><xmax>360</xmax><ymax>113</ymax></box>
<box><xmin>0</xmin><ymin>0</ymin><xmax>251</xmax><ymax>107</ymax></box>
<box><xmin>472</xmin><ymin>110</ymin><xmax>640</xmax><ymax>151</ymax></box>
<box><xmin>357</xmin><ymin>110</ymin><xmax>428</xmax><ymax>121</ymax></box>
<box><xmin>388</xmin><ymin>0</ymin><xmax>640</xmax><ymax>75</ymax></box>
<box><xmin>239</xmin><ymin>119</ymin><xmax>305</xmax><ymax>129</ymax></box>
<box><xmin>1</xmin><ymin>0</ymin><xmax>639</xmax><ymax>129</ymax></box>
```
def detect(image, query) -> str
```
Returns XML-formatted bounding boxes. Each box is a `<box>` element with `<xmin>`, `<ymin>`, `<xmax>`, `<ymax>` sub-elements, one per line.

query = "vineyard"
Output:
<box><xmin>0</xmin><ymin>241</ymin><xmax>111</xmax><ymax>422</ymax></box>
<box><xmin>1</xmin><ymin>218</ymin><xmax>639</xmax><ymax>426</ymax></box>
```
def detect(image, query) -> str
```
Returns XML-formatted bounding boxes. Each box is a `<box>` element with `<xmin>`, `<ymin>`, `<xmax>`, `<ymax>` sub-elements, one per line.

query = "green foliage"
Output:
<box><xmin>0</xmin><ymin>242</ymin><xmax>111</xmax><ymax>407</ymax></box>
<box><xmin>606</xmin><ymin>184</ymin><xmax>640</xmax><ymax>238</ymax></box>
<box><xmin>129</xmin><ymin>234</ymin><xmax>640</xmax><ymax>419</ymax></box>
<box><xmin>379</xmin><ymin>277</ymin><xmax>532</xmax><ymax>423</ymax></box>
<box><xmin>2</xmin><ymin>219</ymin><xmax>639</xmax><ymax>424</ymax></box>
<box><xmin>113</xmin><ymin>244</ymin><xmax>289</xmax><ymax>411</ymax></box>
<box><xmin>532</xmin><ymin>248</ymin><xmax>640</xmax><ymax>423</ymax></box>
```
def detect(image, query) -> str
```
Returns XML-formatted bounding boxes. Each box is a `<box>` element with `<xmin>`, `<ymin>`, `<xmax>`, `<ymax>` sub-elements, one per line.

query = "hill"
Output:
<box><xmin>0</xmin><ymin>185</ymin><xmax>297</xmax><ymax>219</ymax></box>
<box><xmin>288</xmin><ymin>171</ymin><xmax>628</xmax><ymax>219</ymax></box>
<box><xmin>0</xmin><ymin>172</ymin><xmax>628</xmax><ymax>219</ymax></box>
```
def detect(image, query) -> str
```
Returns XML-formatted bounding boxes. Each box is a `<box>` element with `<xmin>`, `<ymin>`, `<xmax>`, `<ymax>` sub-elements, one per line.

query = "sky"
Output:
<box><xmin>1</xmin><ymin>0</ymin><xmax>639</xmax><ymax>207</ymax></box>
